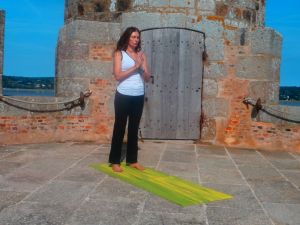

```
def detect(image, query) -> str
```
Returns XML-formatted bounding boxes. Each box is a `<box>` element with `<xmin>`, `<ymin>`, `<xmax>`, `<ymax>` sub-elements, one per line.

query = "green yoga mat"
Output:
<box><xmin>91</xmin><ymin>163</ymin><xmax>232</xmax><ymax>207</ymax></box>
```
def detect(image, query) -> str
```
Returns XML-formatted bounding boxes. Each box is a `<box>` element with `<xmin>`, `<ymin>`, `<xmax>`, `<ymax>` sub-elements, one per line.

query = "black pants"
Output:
<box><xmin>109</xmin><ymin>91</ymin><xmax>144</xmax><ymax>164</ymax></box>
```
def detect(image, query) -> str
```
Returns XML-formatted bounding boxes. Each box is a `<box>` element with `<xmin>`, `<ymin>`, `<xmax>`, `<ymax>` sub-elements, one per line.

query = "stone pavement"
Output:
<box><xmin>0</xmin><ymin>141</ymin><xmax>300</xmax><ymax>225</ymax></box>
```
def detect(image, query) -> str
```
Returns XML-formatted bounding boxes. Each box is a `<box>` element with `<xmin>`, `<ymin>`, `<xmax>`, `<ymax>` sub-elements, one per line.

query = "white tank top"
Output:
<box><xmin>116</xmin><ymin>51</ymin><xmax>144</xmax><ymax>96</ymax></box>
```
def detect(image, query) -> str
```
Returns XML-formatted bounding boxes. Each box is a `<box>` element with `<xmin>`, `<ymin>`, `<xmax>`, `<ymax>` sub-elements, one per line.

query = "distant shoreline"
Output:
<box><xmin>2</xmin><ymin>88</ymin><xmax>55</xmax><ymax>97</ymax></box>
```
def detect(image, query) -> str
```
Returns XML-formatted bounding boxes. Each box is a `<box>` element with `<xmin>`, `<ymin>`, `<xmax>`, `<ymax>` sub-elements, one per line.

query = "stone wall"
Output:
<box><xmin>0</xmin><ymin>10</ymin><xmax>5</xmax><ymax>94</ymax></box>
<box><xmin>64</xmin><ymin>0</ymin><xmax>265</xmax><ymax>28</ymax></box>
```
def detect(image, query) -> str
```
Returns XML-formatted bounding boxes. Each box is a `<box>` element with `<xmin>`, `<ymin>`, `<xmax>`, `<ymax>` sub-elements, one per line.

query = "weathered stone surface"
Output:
<box><xmin>55</xmin><ymin>77</ymin><xmax>91</xmax><ymax>97</ymax></box>
<box><xmin>257</xmin><ymin>105</ymin><xmax>300</xmax><ymax>125</ymax></box>
<box><xmin>204</xmin><ymin>62</ymin><xmax>226</xmax><ymax>78</ymax></box>
<box><xmin>56</xmin><ymin>60</ymin><xmax>113</xmax><ymax>78</ymax></box>
<box><xmin>57</xmin><ymin>41</ymin><xmax>89</xmax><ymax>60</ymax></box>
<box><xmin>250</xmin><ymin>28</ymin><xmax>282</xmax><ymax>57</ymax></box>
<box><xmin>249</xmin><ymin>81</ymin><xmax>279</xmax><ymax>104</ymax></box>
<box><xmin>199</xmin><ymin>0</ymin><xmax>216</xmax><ymax>11</ymax></box>
<box><xmin>122</xmin><ymin>12</ymin><xmax>187</xmax><ymax>30</ymax></box>
<box><xmin>225</xmin><ymin>28</ymin><xmax>250</xmax><ymax>46</ymax></box>
<box><xmin>202</xmin><ymin>98</ymin><xmax>229</xmax><ymax>117</ymax></box>
<box><xmin>207</xmin><ymin>206</ymin><xmax>272</xmax><ymax>225</ymax></box>
<box><xmin>203</xmin><ymin>78</ymin><xmax>218</xmax><ymax>97</ymax></box>
<box><xmin>236</xmin><ymin>55</ymin><xmax>280</xmax><ymax>80</ymax></box>
<box><xmin>59</xmin><ymin>20</ymin><xmax>120</xmax><ymax>43</ymax></box>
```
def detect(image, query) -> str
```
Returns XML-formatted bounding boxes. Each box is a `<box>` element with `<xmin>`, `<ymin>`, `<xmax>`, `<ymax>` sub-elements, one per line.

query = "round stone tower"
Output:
<box><xmin>64</xmin><ymin>0</ymin><xmax>265</xmax><ymax>28</ymax></box>
<box><xmin>56</xmin><ymin>0</ymin><xmax>285</xmax><ymax>149</ymax></box>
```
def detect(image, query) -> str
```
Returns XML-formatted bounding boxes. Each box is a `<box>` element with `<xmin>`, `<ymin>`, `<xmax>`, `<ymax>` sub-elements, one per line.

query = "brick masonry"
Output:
<box><xmin>1</xmin><ymin>1</ymin><xmax>300</xmax><ymax>152</ymax></box>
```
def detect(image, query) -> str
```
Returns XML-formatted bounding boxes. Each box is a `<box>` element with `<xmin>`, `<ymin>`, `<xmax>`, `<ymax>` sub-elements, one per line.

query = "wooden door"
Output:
<box><xmin>140</xmin><ymin>28</ymin><xmax>204</xmax><ymax>139</ymax></box>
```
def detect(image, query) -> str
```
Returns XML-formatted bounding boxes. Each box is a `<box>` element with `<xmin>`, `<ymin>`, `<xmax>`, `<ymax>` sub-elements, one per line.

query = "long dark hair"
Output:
<box><xmin>116</xmin><ymin>27</ymin><xmax>141</xmax><ymax>52</ymax></box>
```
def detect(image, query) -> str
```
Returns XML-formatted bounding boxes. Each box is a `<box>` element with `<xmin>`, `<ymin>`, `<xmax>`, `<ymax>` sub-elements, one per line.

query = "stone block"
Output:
<box><xmin>205</xmin><ymin>37</ymin><xmax>224</xmax><ymax>61</ymax></box>
<box><xmin>57</xmin><ymin>41</ymin><xmax>89</xmax><ymax>60</ymax></box>
<box><xmin>199</xmin><ymin>0</ymin><xmax>216</xmax><ymax>11</ymax></box>
<box><xmin>122</xmin><ymin>12</ymin><xmax>188</xmax><ymax>30</ymax></box>
<box><xmin>250</xmin><ymin>28</ymin><xmax>282</xmax><ymax>57</ymax></box>
<box><xmin>189</xmin><ymin>18</ymin><xmax>224</xmax><ymax>61</ymax></box>
<box><xmin>204</xmin><ymin>62</ymin><xmax>226</xmax><ymax>78</ymax></box>
<box><xmin>202</xmin><ymin>97</ymin><xmax>229</xmax><ymax>117</ymax></box>
<box><xmin>59</xmin><ymin>20</ymin><xmax>121</xmax><ymax>43</ymax></box>
<box><xmin>133</xmin><ymin>0</ymin><xmax>148</xmax><ymax>7</ymax></box>
<box><xmin>149</xmin><ymin>0</ymin><xmax>169</xmax><ymax>7</ymax></box>
<box><xmin>56</xmin><ymin>60</ymin><xmax>113</xmax><ymax>79</ymax></box>
<box><xmin>190</xmin><ymin>17</ymin><xmax>223</xmax><ymax>38</ymax></box>
<box><xmin>122</xmin><ymin>12</ymin><xmax>162</xmax><ymax>30</ymax></box>
<box><xmin>236</xmin><ymin>56</ymin><xmax>280</xmax><ymax>81</ymax></box>
<box><xmin>249</xmin><ymin>81</ymin><xmax>279</xmax><ymax>104</ymax></box>
<box><xmin>203</xmin><ymin>78</ymin><xmax>218</xmax><ymax>97</ymax></box>
<box><xmin>257</xmin><ymin>105</ymin><xmax>300</xmax><ymax>125</ymax></box>
<box><xmin>170</xmin><ymin>0</ymin><xmax>195</xmax><ymax>8</ymax></box>
<box><xmin>225</xmin><ymin>28</ymin><xmax>250</xmax><ymax>46</ymax></box>
<box><xmin>201</xmin><ymin>117</ymin><xmax>216</xmax><ymax>140</ymax></box>
<box><xmin>56</xmin><ymin>77</ymin><xmax>90</xmax><ymax>97</ymax></box>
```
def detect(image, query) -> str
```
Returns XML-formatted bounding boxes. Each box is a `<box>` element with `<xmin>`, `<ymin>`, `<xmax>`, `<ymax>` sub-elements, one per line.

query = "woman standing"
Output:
<box><xmin>108</xmin><ymin>27</ymin><xmax>151</xmax><ymax>172</ymax></box>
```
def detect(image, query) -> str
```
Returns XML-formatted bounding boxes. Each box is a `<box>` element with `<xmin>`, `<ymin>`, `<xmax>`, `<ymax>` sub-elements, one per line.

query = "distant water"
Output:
<box><xmin>2</xmin><ymin>88</ymin><xmax>55</xmax><ymax>97</ymax></box>
<box><xmin>279</xmin><ymin>101</ymin><xmax>300</xmax><ymax>106</ymax></box>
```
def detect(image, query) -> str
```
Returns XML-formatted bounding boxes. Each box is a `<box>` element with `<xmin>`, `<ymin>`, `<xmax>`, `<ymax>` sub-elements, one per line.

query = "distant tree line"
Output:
<box><xmin>279</xmin><ymin>86</ymin><xmax>300</xmax><ymax>101</ymax></box>
<box><xmin>1</xmin><ymin>76</ymin><xmax>299</xmax><ymax>100</ymax></box>
<box><xmin>2</xmin><ymin>75</ymin><xmax>54</xmax><ymax>89</ymax></box>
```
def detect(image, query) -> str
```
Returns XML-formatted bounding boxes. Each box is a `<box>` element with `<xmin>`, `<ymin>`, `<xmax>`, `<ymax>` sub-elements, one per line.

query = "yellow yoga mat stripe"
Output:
<box><xmin>91</xmin><ymin>163</ymin><xmax>232</xmax><ymax>207</ymax></box>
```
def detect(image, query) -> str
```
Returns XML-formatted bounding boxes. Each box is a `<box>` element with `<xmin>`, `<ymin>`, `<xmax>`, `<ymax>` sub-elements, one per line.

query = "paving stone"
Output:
<box><xmin>76</xmin><ymin>152</ymin><xmax>109</xmax><ymax>167</ymax></box>
<box><xmin>291</xmin><ymin>152</ymin><xmax>300</xmax><ymax>161</ymax></box>
<box><xmin>260</xmin><ymin>150</ymin><xmax>296</xmax><ymax>160</ymax></box>
<box><xmin>0</xmin><ymin>161</ymin><xmax>24</xmax><ymax>176</ymax></box>
<box><xmin>263</xmin><ymin>203</ymin><xmax>300</xmax><ymax>225</ymax></box>
<box><xmin>280</xmin><ymin>170</ymin><xmax>300</xmax><ymax>188</ymax></box>
<box><xmin>157</xmin><ymin>161</ymin><xmax>199</xmax><ymax>178</ymax></box>
<box><xmin>0</xmin><ymin>191</ymin><xmax>28</xmax><ymax>212</ymax></box>
<box><xmin>196</xmin><ymin>145</ymin><xmax>227</xmax><ymax>157</ymax></box>
<box><xmin>238</xmin><ymin>164</ymin><xmax>285</xmax><ymax>182</ymax></box>
<box><xmin>68</xmin><ymin>199</ymin><xmax>140</xmax><ymax>225</ymax></box>
<box><xmin>203</xmin><ymin>183</ymin><xmax>262</xmax><ymax>211</ymax></box>
<box><xmin>56</xmin><ymin>166</ymin><xmax>105</xmax><ymax>183</ymax></box>
<box><xmin>0</xmin><ymin>202</ymin><xmax>72</xmax><ymax>225</ymax></box>
<box><xmin>1</xmin><ymin>150</ymin><xmax>39</xmax><ymax>164</ymax></box>
<box><xmin>0</xmin><ymin>146</ymin><xmax>23</xmax><ymax>159</ymax></box>
<box><xmin>138</xmin><ymin>212</ymin><xmax>206</xmax><ymax>225</ymax></box>
<box><xmin>197</xmin><ymin>155</ymin><xmax>236</xmax><ymax>170</ymax></box>
<box><xmin>143</xmin><ymin>195</ymin><xmax>205</xmax><ymax>214</ymax></box>
<box><xmin>138</xmin><ymin>150</ymin><xmax>161</xmax><ymax>168</ymax></box>
<box><xmin>25</xmin><ymin>180</ymin><xmax>95</xmax><ymax>207</ymax></box>
<box><xmin>268</xmin><ymin>159</ymin><xmax>300</xmax><ymax>171</ymax></box>
<box><xmin>139</xmin><ymin>141</ymin><xmax>166</xmax><ymax>152</ymax></box>
<box><xmin>206</xmin><ymin>206</ymin><xmax>272</xmax><ymax>225</ymax></box>
<box><xmin>161</xmin><ymin>150</ymin><xmax>197</xmax><ymax>163</ymax></box>
<box><xmin>1</xmin><ymin>141</ymin><xmax>300</xmax><ymax>224</ymax></box>
<box><xmin>166</xmin><ymin>143</ymin><xmax>195</xmax><ymax>151</ymax></box>
<box><xmin>90</xmin><ymin>177</ymin><xmax>148</xmax><ymax>203</ymax></box>
<box><xmin>248</xmin><ymin>180</ymin><xmax>300</xmax><ymax>204</ymax></box>
<box><xmin>198</xmin><ymin>167</ymin><xmax>246</xmax><ymax>185</ymax></box>
<box><xmin>228</xmin><ymin>149</ymin><xmax>270</xmax><ymax>167</ymax></box>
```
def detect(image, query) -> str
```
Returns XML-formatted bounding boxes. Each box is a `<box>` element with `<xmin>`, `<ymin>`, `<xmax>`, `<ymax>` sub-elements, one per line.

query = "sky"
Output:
<box><xmin>0</xmin><ymin>0</ymin><xmax>299</xmax><ymax>86</ymax></box>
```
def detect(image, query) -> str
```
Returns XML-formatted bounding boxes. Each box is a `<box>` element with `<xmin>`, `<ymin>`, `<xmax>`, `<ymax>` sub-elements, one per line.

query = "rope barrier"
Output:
<box><xmin>243</xmin><ymin>97</ymin><xmax>300</xmax><ymax>124</ymax></box>
<box><xmin>0</xmin><ymin>90</ymin><xmax>92</xmax><ymax>113</ymax></box>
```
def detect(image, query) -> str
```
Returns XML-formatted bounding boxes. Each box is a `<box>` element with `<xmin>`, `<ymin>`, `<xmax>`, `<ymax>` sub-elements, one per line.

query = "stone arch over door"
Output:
<box><xmin>140</xmin><ymin>28</ymin><xmax>205</xmax><ymax>140</ymax></box>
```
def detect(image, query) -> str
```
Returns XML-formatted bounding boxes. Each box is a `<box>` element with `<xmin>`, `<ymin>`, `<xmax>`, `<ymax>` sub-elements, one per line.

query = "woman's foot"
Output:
<box><xmin>111</xmin><ymin>164</ymin><xmax>123</xmax><ymax>172</ymax></box>
<box><xmin>128</xmin><ymin>163</ymin><xmax>145</xmax><ymax>171</ymax></box>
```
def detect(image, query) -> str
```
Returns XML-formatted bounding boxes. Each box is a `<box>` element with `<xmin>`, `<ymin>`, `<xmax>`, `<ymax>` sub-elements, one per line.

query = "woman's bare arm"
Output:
<box><xmin>113</xmin><ymin>51</ymin><xmax>142</xmax><ymax>81</ymax></box>
<box><xmin>140</xmin><ymin>52</ymin><xmax>151</xmax><ymax>82</ymax></box>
